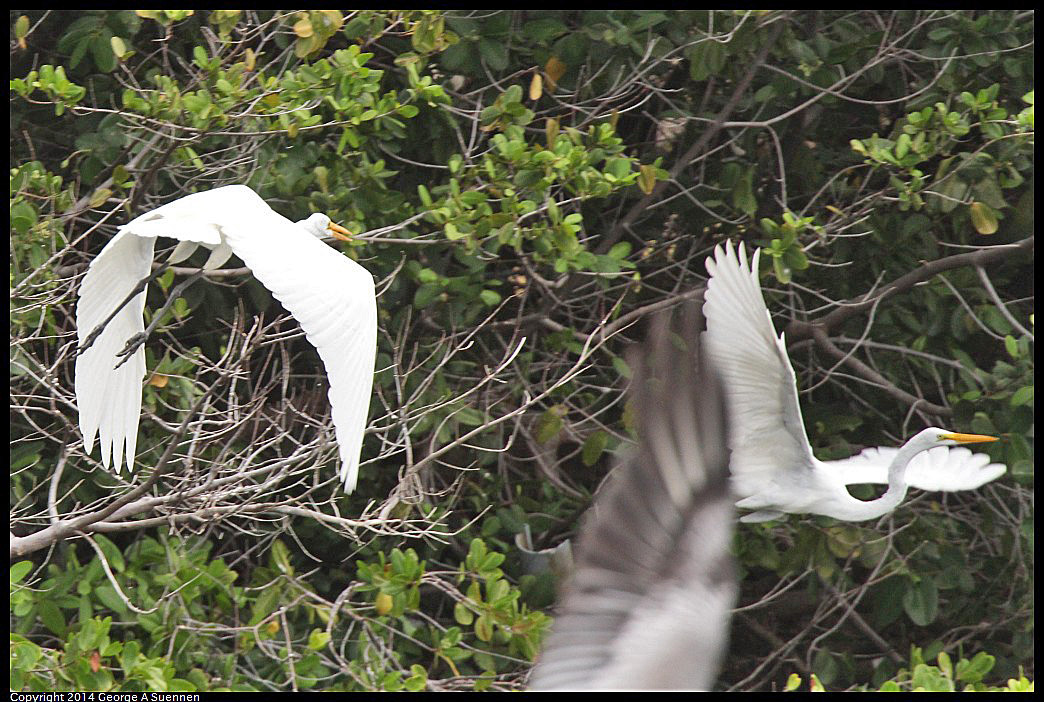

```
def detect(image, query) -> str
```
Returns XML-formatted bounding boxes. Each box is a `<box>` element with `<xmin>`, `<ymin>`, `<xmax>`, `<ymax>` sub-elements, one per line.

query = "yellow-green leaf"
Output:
<box><xmin>293</xmin><ymin>18</ymin><xmax>314</xmax><ymax>38</ymax></box>
<box><xmin>581</xmin><ymin>431</ymin><xmax>608</xmax><ymax>467</ymax></box>
<box><xmin>545</xmin><ymin>117</ymin><xmax>559</xmax><ymax>147</ymax></box>
<box><xmin>475</xmin><ymin>613</ymin><xmax>493</xmax><ymax>642</ymax></box>
<box><xmin>637</xmin><ymin>164</ymin><xmax>657</xmax><ymax>194</ymax></box>
<box><xmin>969</xmin><ymin>202</ymin><xmax>998</xmax><ymax>235</ymax></box>
<box><xmin>89</xmin><ymin>188</ymin><xmax>112</xmax><ymax>209</ymax></box>
<box><xmin>307</xmin><ymin>629</ymin><xmax>331</xmax><ymax>650</ymax></box>
<box><xmin>16</xmin><ymin>15</ymin><xmax>30</xmax><ymax>47</ymax></box>
<box><xmin>444</xmin><ymin>221</ymin><xmax>468</xmax><ymax>241</ymax></box>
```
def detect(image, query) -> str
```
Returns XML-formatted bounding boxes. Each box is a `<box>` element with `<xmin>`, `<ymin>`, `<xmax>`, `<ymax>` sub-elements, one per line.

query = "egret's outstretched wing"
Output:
<box><xmin>702</xmin><ymin>241</ymin><xmax>816</xmax><ymax>501</ymax></box>
<box><xmin>118</xmin><ymin>185</ymin><xmax>267</xmax><ymax>242</ymax></box>
<box><xmin>76</xmin><ymin>186</ymin><xmax>275</xmax><ymax>473</ymax></box>
<box><xmin>221</xmin><ymin>211</ymin><xmax>377</xmax><ymax>492</ymax></box>
<box><xmin>75</xmin><ymin>231</ymin><xmax>156</xmax><ymax>473</ymax></box>
<box><xmin>530</xmin><ymin>308</ymin><xmax>735</xmax><ymax>691</ymax></box>
<box><xmin>827</xmin><ymin>445</ymin><xmax>1006</xmax><ymax>491</ymax></box>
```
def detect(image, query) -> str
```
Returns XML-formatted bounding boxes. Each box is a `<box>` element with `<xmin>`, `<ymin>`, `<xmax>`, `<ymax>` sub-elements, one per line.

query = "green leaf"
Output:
<box><xmin>10</xmin><ymin>201</ymin><xmax>38</xmax><ymax>234</ymax></box>
<box><xmin>444</xmin><ymin>221</ymin><xmax>464</xmax><ymax>240</ymax></box>
<box><xmin>955</xmin><ymin>651</ymin><xmax>996</xmax><ymax>683</ymax></box>
<box><xmin>524</xmin><ymin>18</ymin><xmax>568</xmax><ymax>42</ymax></box>
<box><xmin>474</xmin><ymin>612</ymin><xmax>493</xmax><ymax>642</ymax></box>
<box><xmin>688</xmin><ymin>40</ymin><xmax>726</xmax><ymax>81</ymax></box>
<box><xmin>478</xmin><ymin>39</ymin><xmax>508</xmax><ymax>71</ymax></box>
<box><xmin>307</xmin><ymin>629</ymin><xmax>331</xmax><ymax>650</ymax></box>
<box><xmin>88</xmin><ymin>188</ymin><xmax>113</xmax><ymax>209</ymax></box>
<box><xmin>534</xmin><ymin>406</ymin><xmax>565</xmax><ymax>444</ymax></box>
<box><xmin>637</xmin><ymin>163</ymin><xmax>657</xmax><ymax>194</ymax></box>
<box><xmin>605</xmin><ymin>157</ymin><xmax>631</xmax><ymax>179</ymax></box>
<box><xmin>902</xmin><ymin>578</ymin><xmax>939</xmax><ymax>626</ymax></box>
<box><xmin>581</xmin><ymin>430</ymin><xmax>608</xmax><ymax>467</ymax></box>
<box><xmin>249</xmin><ymin>584</ymin><xmax>281</xmax><ymax>626</ymax></box>
<box><xmin>110</xmin><ymin>36</ymin><xmax>126</xmax><ymax>59</ymax></box>
<box><xmin>732</xmin><ymin>170</ymin><xmax>756</xmax><ymax>216</ymax></box>
<box><xmin>95</xmin><ymin>584</ymin><xmax>128</xmax><ymax>614</ymax></box>
<box><xmin>772</xmin><ymin>255</ymin><xmax>792</xmax><ymax>284</ymax></box>
<box><xmin>93</xmin><ymin>534</ymin><xmax>126</xmax><ymax>573</ymax></box>
<box><xmin>38</xmin><ymin>600</ymin><xmax>67</xmax><ymax>636</ymax></box>
<box><xmin>1004</xmin><ymin>334</ymin><xmax>1019</xmax><ymax>358</ymax></box>
<box><xmin>271</xmin><ymin>539</ymin><xmax>293</xmax><ymax>575</ymax></box>
<box><xmin>783</xmin><ymin>246</ymin><xmax>809</xmax><ymax>272</ymax></box>
<box><xmin>10</xmin><ymin>561</ymin><xmax>33</xmax><ymax>584</ymax></box>
<box><xmin>454</xmin><ymin>602</ymin><xmax>474</xmax><ymax>625</ymax></box>
<box><xmin>1010</xmin><ymin>385</ymin><xmax>1033</xmax><ymax>407</ymax></box>
<box><xmin>608</xmin><ymin>242</ymin><xmax>632</xmax><ymax>260</ymax></box>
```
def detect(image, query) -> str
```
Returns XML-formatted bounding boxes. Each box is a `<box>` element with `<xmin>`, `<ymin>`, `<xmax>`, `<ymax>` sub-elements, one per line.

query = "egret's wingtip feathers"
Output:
<box><xmin>340</xmin><ymin>461</ymin><xmax>360</xmax><ymax>494</ymax></box>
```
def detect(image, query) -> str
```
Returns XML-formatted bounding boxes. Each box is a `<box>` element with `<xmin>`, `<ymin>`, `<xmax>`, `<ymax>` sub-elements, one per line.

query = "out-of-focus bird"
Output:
<box><xmin>529</xmin><ymin>306</ymin><xmax>736</xmax><ymax>691</ymax></box>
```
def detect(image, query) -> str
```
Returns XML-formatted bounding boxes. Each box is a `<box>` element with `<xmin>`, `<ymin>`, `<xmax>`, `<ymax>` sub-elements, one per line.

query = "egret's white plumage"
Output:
<box><xmin>530</xmin><ymin>308</ymin><xmax>735</xmax><ymax>691</ymax></box>
<box><xmin>702</xmin><ymin>241</ymin><xmax>1004</xmax><ymax>522</ymax></box>
<box><xmin>75</xmin><ymin>185</ymin><xmax>377</xmax><ymax>492</ymax></box>
<box><xmin>829</xmin><ymin>445</ymin><xmax>1006</xmax><ymax>493</ymax></box>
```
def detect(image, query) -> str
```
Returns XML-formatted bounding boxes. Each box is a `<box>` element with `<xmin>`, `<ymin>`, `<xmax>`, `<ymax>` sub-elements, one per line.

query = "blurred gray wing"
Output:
<box><xmin>529</xmin><ymin>306</ymin><xmax>736</xmax><ymax>691</ymax></box>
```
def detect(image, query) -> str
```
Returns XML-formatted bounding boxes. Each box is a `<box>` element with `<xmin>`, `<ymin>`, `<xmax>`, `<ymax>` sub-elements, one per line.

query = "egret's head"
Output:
<box><xmin>301</xmin><ymin>213</ymin><xmax>353</xmax><ymax>242</ymax></box>
<box><xmin>925</xmin><ymin>428</ymin><xmax>999</xmax><ymax>447</ymax></box>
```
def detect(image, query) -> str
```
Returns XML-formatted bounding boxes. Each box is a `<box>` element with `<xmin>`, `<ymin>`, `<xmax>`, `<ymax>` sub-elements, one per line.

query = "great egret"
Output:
<box><xmin>530</xmin><ymin>308</ymin><xmax>736</xmax><ymax>691</ymax></box>
<box><xmin>74</xmin><ymin>185</ymin><xmax>377</xmax><ymax>493</ymax></box>
<box><xmin>702</xmin><ymin>241</ymin><xmax>1004</xmax><ymax>522</ymax></box>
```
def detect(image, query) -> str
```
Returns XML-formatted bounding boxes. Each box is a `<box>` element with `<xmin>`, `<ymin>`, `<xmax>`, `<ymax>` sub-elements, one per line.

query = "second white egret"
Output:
<box><xmin>702</xmin><ymin>241</ymin><xmax>1005</xmax><ymax>522</ymax></box>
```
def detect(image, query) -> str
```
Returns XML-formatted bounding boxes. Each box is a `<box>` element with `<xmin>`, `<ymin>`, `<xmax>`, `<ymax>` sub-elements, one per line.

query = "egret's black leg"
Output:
<box><xmin>113</xmin><ymin>269</ymin><xmax>205</xmax><ymax>370</ymax></box>
<box><xmin>77</xmin><ymin>263</ymin><xmax>172</xmax><ymax>357</ymax></box>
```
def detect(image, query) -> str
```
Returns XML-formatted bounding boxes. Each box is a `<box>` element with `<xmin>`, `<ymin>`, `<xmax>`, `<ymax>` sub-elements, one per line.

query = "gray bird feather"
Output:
<box><xmin>529</xmin><ymin>304</ymin><xmax>736</xmax><ymax>691</ymax></box>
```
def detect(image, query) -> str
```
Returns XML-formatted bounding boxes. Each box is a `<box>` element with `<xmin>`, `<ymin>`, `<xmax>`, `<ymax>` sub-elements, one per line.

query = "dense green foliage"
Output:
<box><xmin>10</xmin><ymin>10</ymin><xmax>1033</xmax><ymax>691</ymax></box>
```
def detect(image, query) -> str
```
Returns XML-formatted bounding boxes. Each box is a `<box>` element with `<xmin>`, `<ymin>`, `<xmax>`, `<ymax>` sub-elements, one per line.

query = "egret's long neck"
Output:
<box><xmin>836</xmin><ymin>439</ymin><xmax>921</xmax><ymax>521</ymax></box>
<box><xmin>874</xmin><ymin>440</ymin><xmax>919</xmax><ymax>514</ymax></box>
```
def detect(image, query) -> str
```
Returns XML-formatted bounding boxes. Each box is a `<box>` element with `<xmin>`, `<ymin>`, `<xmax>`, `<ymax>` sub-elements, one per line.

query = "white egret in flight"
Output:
<box><xmin>702</xmin><ymin>241</ymin><xmax>1005</xmax><ymax>522</ymax></box>
<box><xmin>530</xmin><ymin>307</ymin><xmax>736</xmax><ymax>691</ymax></box>
<box><xmin>75</xmin><ymin>185</ymin><xmax>377</xmax><ymax>493</ymax></box>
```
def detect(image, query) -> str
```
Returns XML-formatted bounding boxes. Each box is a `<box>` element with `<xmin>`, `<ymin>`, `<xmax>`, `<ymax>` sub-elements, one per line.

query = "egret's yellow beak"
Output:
<box><xmin>941</xmin><ymin>432</ymin><xmax>999</xmax><ymax>444</ymax></box>
<box><xmin>327</xmin><ymin>222</ymin><xmax>353</xmax><ymax>241</ymax></box>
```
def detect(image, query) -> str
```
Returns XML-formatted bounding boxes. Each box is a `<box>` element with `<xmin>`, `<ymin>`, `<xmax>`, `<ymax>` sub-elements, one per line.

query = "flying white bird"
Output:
<box><xmin>74</xmin><ymin>185</ymin><xmax>377</xmax><ymax>492</ymax></box>
<box><xmin>702</xmin><ymin>241</ymin><xmax>1005</xmax><ymax>522</ymax></box>
<box><xmin>530</xmin><ymin>307</ymin><xmax>736</xmax><ymax>691</ymax></box>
